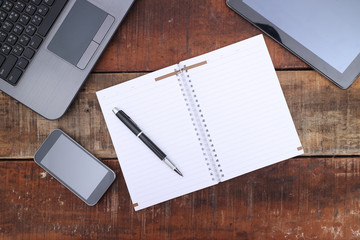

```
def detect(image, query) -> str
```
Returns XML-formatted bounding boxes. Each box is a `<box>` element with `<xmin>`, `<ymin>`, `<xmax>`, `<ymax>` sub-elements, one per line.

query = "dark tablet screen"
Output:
<box><xmin>243</xmin><ymin>0</ymin><xmax>360</xmax><ymax>73</ymax></box>
<box><xmin>227</xmin><ymin>0</ymin><xmax>360</xmax><ymax>88</ymax></box>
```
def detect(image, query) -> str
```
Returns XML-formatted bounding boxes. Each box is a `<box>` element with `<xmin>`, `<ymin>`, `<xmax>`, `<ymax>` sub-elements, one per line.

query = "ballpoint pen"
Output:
<box><xmin>112</xmin><ymin>107</ymin><xmax>183</xmax><ymax>177</ymax></box>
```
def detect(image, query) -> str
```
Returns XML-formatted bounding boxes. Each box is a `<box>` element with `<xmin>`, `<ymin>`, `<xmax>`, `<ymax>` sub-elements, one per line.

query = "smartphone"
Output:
<box><xmin>34</xmin><ymin>129</ymin><xmax>115</xmax><ymax>206</ymax></box>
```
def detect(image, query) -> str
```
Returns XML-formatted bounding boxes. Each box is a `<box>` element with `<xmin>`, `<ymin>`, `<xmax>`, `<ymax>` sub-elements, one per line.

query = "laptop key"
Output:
<box><xmin>31</xmin><ymin>14</ymin><xmax>42</xmax><ymax>26</ymax></box>
<box><xmin>7</xmin><ymin>67</ymin><xmax>22</xmax><ymax>85</ymax></box>
<box><xmin>19</xmin><ymin>14</ymin><xmax>30</xmax><ymax>25</ymax></box>
<box><xmin>19</xmin><ymin>35</ymin><xmax>30</xmax><ymax>45</ymax></box>
<box><xmin>25</xmin><ymin>4</ymin><xmax>36</xmax><ymax>15</ymax></box>
<box><xmin>0</xmin><ymin>54</ymin><xmax>17</xmax><ymax>79</ymax></box>
<box><xmin>16</xmin><ymin>57</ymin><xmax>28</xmax><ymax>69</ymax></box>
<box><xmin>0</xmin><ymin>54</ymin><xmax>5</xmax><ymax>67</ymax></box>
<box><xmin>25</xmin><ymin>24</ymin><xmax>36</xmax><ymax>35</ymax></box>
<box><xmin>0</xmin><ymin>31</ymin><xmax>7</xmax><ymax>42</ymax></box>
<box><xmin>2</xmin><ymin>21</ymin><xmax>13</xmax><ymax>32</ymax></box>
<box><xmin>29</xmin><ymin>35</ymin><xmax>42</xmax><ymax>49</ymax></box>
<box><xmin>43</xmin><ymin>0</ymin><xmax>54</xmax><ymax>6</ymax></box>
<box><xmin>8</xmin><ymin>11</ymin><xmax>19</xmax><ymax>22</ymax></box>
<box><xmin>37</xmin><ymin>5</ymin><xmax>48</xmax><ymax>16</ymax></box>
<box><xmin>23</xmin><ymin>47</ymin><xmax>34</xmax><ymax>58</ymax></box>
<box><xmin>13</xmin><ymin>24</ymin><xmax>24</xmax><ymax>35</ymax></box>
<box><xmin>14</xmin><ymin>2</ymin><xmax>25</xmax><ymax>12</ymax></box>
<box><xmin>0</xmin><ymin>10</ymin><xmax>7</xmax><ymax>22</ymax></box>
<box><xmin>12</xmin><ymin>45</ymin><xmax>24</xmax><ymax>56</ymax></box>
<box><xmin>0</xmin><ymin>43</ymin><xmax>11</xmax><ymax>54</ymax></box>
<box><xmin>31</xmin><ymin>0</ymin><xmax>42</xmax><ymax>6</ymax></box>
<box><xmin>6</xmin><ymin>33</ymin><xmax>17</xmax><ymax>45</ymax></box>
<box><xmin>1</xmin><ymin>1</ymin><xmax>13</xmax><ymax>12</ymax></box>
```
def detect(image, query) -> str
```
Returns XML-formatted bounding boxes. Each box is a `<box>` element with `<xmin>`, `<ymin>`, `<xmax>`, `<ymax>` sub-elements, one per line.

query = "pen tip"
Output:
<box><xmin>175</xmin><ymin>168</ymin><xmax>183</xmax><ymax>177</ymax></box>
<box><xmin>112</xmin><ymin>107</ymin><xmax>119</xmax><ymax>114</ymax></box>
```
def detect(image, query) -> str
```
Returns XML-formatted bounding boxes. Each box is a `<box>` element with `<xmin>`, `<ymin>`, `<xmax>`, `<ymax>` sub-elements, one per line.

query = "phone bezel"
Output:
<box><xmin>34</xmin><ymin>129</ymin><xmax>116</xmax><ymax>206</ymax></box>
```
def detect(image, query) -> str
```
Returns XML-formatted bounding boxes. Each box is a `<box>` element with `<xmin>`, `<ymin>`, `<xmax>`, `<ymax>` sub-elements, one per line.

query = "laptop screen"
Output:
<box><xmin>243</xmin><ymin>0</ymin><xmax>360</xmax><ymax>73</ymax></box>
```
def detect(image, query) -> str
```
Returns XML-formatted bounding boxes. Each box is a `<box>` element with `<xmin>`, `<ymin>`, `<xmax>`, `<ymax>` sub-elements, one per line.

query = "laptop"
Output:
<box><xmin>0</xmin><ymin>0</ymin><xmax>134</xmax><ymax>119</ymax></box>
<box><xmin>227</xmin><ymin>0</ymin><xmax>360</xmax><ymax>89</ymax></box>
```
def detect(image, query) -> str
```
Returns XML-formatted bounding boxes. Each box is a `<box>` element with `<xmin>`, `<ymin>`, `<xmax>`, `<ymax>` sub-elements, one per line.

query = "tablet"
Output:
<box><xmin>227</xmin><ymin>0</ymin><xmax>360</xmax><ymax>89</ymax></box>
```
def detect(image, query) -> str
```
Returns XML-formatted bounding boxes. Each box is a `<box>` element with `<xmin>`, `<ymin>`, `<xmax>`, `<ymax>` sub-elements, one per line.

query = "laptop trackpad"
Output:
<box><xmin>48</xmin><ymin>0</ymin><xmax>114</xmax><ymax>69</ymax></box>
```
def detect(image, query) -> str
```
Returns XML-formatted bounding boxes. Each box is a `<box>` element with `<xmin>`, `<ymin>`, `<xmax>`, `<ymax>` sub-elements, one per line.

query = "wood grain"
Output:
<box><xmin>0</xmin><ymin>71</ymin><xmax>359</xmax><ymax>160</ymax></box>
<box><xmin>1</xmin><ymin>0</ymin><xmax>359</xmax><ymax>239</ymax></box>
<box><xmin>92</xmin><ymin>0</ymin><xmax>308</xmax><ymax>72</ymax></box>
<box><xmin>1</xmin><ymin>157</ymin><xmax>360</xmax><ymax>240</ymax></box>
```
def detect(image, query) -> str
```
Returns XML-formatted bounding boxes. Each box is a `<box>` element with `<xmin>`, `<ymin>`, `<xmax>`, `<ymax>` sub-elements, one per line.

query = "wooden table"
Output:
<box><xmin>1</xmin><ymin>1</ymin><xmax>360</xmax><ymax>239</ymax></box>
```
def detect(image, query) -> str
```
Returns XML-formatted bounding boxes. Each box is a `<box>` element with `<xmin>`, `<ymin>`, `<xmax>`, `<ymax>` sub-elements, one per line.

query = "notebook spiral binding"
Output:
<box><xmin>176</xmin><ymin>63</ymin><xmax>224</xmax><ymax>182</ymax></box>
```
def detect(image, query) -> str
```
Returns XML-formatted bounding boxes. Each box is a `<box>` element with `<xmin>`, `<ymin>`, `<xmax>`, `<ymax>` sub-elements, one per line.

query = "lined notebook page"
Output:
<box><xmin>181</xmin><ymin>35</ymin><xmax>303</xmax><ymax>181</ymax></box>
<box><xmin>96</xmin><ymin>65</ymin><xmax>216</xmax><ymax>211</ymax></box>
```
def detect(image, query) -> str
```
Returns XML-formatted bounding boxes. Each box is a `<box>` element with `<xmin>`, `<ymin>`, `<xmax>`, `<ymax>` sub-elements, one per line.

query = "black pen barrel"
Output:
<box><xmin>116</xmin><ymin>110</ymin><xmax>142</xmax><ymax>135</ymax></box>
<box><xmin>113</xmin><ymin>108</ymin><xmax>167</xmax><ymax>160</ymax></box>
<box><xmin>113</xmin><ymin>108</ymin><xmax>182</xmax><ymax>176</ymax></box>
<box><xmin>138</xmin><ymin>133</ymin><xmax>166</xmax><ymax>160</ymax></box>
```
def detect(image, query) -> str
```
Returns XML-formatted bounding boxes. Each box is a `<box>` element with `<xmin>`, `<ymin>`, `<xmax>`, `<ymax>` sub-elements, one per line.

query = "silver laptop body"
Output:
<box><xmin>0</xmin><ymin>0</ymin><xmax>134</xmax><ymax>119</ymax></box>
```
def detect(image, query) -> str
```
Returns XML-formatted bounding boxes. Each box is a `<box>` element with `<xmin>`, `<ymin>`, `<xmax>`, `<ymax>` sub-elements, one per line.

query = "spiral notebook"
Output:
<box><xmin>96</xmin><ymin>35</ymin><xmax>303</xmax><ymax>211</ymax></box>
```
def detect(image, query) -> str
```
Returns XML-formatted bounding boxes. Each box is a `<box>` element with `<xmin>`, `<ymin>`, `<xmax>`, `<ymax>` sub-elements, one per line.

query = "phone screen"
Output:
<box><xmin>40</xmin><ymin>134</ymin><xmax>108</xmax><ymax>199</ymax></box>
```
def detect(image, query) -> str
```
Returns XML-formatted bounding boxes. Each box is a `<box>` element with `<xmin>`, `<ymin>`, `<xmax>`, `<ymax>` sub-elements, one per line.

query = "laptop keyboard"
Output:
<box><xmin>0</xmin><ymin>0</ymin><xmax>68</xmax><ymax>85</ymax></box>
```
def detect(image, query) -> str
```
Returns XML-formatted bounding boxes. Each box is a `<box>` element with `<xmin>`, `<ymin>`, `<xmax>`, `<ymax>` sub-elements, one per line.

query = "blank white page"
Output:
<box><xmin>96</xmin><ymin>65</ymin><xmax>216</xmax><ymax>211</ymax></box>
<box><xmin>181</xmin><ymin>35</ymin><xmax>303</xmax><ymax>181</ymax></box>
